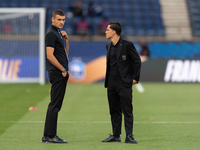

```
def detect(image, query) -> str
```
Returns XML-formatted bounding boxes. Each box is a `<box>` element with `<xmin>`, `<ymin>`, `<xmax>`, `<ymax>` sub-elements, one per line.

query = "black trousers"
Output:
<box><xmin>43</xmin><ymin>69</ymin><xmax>69</xmax><ymax>137</ymax></box>
<box><xmin>107</xmin><ymin>84</ymin><xmax>133</xmax><ymax>137</ymax></box>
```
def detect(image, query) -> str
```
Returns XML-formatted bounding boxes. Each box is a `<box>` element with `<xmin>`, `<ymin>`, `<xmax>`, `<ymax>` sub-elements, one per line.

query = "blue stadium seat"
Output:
<box><xmin>9</xmin><ymin>2</ymin><xmax>19</xmax><ymax>7</ymax></box>
<box><xmin>187</xmin><ymin>0</ymin><xmax>200</xmax><ymax>36</ymax></box>
<box><xmin>0</xmin><ymin>1</ymin><xmax>9</xmax><ymax>7</ymax></box>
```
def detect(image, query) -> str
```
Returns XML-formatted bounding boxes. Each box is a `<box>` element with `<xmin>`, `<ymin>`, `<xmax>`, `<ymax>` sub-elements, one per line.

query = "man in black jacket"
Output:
<box><xmin>42</xmin><ymin>9</ymin><xmax>69</xmax><ymax>144</ymax></box>
<box><xmin>102</xmin><ymin>22</ymin><xmax>141</xmax><ymax>143</ymax></box>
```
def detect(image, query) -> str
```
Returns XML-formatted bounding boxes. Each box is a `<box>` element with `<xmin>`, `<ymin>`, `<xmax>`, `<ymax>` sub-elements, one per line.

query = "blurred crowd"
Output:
<box><xmin>0</xmin><ymin>0</ymin><xmax>109</xmax><ymax>36</ymax></box>
<box><xmin>69</xmin><ymin>0</ymin><xmax>103</xmax><ymax>17</ymax></box>
<box><xmin>1</xmin><ymin>20</ymin><xmax>14</xmax><ymax>34</ymax></box>
<box><xmin>66</xmin><ymin>0</ymin><xmax>109</xmax><ymax>36</ymax></box>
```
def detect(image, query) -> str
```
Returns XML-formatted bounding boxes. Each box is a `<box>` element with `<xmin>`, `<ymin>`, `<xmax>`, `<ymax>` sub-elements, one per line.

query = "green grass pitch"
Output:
<box><xmin>0</xmin><ymin>83</ymin><xmax>200</xmax><ymax>150</ymax></box>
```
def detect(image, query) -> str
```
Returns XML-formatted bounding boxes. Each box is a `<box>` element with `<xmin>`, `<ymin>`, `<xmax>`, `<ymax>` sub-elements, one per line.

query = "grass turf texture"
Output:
<box><xmin>0</xmin><ymin>83</ymin><xmax>200</xmax><ymax>150</ymax></box>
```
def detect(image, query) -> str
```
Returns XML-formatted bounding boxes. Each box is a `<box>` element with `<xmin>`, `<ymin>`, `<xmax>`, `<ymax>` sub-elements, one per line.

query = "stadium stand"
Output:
<box><xmin>160</xmin><ymin>0</ymin><xmax>192</xmax><ymax>40</ymax></box>
<box><xmin>0</xmin><ymin>0</ymin><xmax>200</xmax><ymax>59</ymax></box>
<box><xmin>186</xmin><ymin>0</ymin><xmax>200</xmax><ymax>37</ymax></box>
<box><xmin>0</xmin><ymin>0</ymin><xmax>165</xmax><ymax>37</ymax></box>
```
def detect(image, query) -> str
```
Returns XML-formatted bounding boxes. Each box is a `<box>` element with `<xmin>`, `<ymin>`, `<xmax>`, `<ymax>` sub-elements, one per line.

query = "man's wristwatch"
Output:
<box><xmin>62</xmin><ymin>68</ymin><xmax>66</xmax><ymax>73</ymax></box>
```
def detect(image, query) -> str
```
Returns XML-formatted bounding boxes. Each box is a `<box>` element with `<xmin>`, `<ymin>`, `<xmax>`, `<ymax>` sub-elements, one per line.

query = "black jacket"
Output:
<box><xmin>105</xmin><ymin>38</ymin><xmax>141</xmax><ymax>88</ymax></box>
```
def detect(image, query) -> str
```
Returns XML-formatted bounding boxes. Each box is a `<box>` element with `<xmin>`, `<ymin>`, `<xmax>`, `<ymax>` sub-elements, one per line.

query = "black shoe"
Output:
<box><xmin>46</xmin><ymin>135</ymin><xmax>68</xmax><ymax>143</ymax></box>
<box><xmin>125</xmin><ymin>134</ymin><xmax>137</xmax><ymax>143</ymax></box>
<box><xmin>102</xmin><ymin>134</ymin><xmax>121</xmax><ymax>142</ymax></box>
<box><xmin>41</xmin><ymin>136</ymin><xmax>47</xmax><ymax>143</ymax></box>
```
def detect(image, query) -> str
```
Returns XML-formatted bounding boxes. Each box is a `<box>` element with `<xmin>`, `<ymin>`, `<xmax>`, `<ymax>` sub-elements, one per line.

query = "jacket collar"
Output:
<box><xmin>51</xmin><ymin>25</ymin><xmax>58</xmax><ymax>31</ymax></box>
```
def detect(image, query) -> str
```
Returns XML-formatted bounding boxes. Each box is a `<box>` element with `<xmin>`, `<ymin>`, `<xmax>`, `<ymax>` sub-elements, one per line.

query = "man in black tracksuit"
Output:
<box><xmin>102</xmin><ymin>22</ymin><xmax>141</xmax><ymax>143</ymax></box>
<box><xmin>42</xmin><ymin>9</ymin><xmax>69</xmax><ymax>144</ymax></box>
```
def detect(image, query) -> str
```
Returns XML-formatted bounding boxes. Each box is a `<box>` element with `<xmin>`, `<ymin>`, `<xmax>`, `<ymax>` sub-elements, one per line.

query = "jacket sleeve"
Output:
<box><xmin>127</xmin><ymin>42</ymin><xmax>141</xmax><ymax>82</ymax></box>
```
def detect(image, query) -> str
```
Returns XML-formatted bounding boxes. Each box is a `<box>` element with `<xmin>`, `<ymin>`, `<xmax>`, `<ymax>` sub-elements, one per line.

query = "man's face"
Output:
<box><xmin>52</xmin><ymin>15</ymin><xmax>65</xmax><ymax>29</ymax></box>
<box><xmin>105</xmin><ymin>25</ymin><xmax>115</xmax><ymax>39</ymax></box>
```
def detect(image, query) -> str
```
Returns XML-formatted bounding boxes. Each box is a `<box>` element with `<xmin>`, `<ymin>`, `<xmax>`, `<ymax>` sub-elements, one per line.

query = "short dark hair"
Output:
<box><xmin>109</xmin><ymin>22</ymin><xmax>122</xmax><ymax>35</ymax></box>
<box><xmin>52</xmin><ymin>9</ymin><xmax>65</xmax><ymax>18</ymax></box>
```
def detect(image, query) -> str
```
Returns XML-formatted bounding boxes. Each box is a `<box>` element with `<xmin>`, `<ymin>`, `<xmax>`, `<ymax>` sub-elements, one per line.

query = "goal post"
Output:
<box><xmin>0</xmin><ymin>8</ymin><xmax>46</xmax><ymax>85</ymax></box>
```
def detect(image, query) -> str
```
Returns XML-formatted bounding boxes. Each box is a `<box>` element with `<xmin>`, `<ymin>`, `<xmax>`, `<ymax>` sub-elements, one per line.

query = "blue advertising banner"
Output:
<box><xmin>0</xmin><ymin>57</ymin><xmax>39</xmax><ymax>79</ymax></box>
<box><xmin>1</xmin><ymin>40</ymin><xmax>200</xmax><ymax>83</ymax></box>
<box><xmin>0</xmin><ymin>40</ymin><xmax>39</xmax><ymax>81</ymax></box>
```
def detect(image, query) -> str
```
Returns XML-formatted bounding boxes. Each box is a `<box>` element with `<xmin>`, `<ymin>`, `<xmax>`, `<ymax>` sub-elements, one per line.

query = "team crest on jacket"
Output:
<box><xmin>122</xmin><ymin>55</ymin><xmax>126</xmax><ymax>60</ymax></box>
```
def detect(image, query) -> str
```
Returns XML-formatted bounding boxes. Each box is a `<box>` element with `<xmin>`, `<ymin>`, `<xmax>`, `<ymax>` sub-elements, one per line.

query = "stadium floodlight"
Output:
<box><xmin>0</xmin><ymin>8</ymin><xmax>46</xmax><ymax>85</ymax></box>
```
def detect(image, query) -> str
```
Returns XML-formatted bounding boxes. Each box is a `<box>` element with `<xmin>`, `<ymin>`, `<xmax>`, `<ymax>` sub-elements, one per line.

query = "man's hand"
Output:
<box><xmin>60</xmin><ymin>31</ymin><xmax>69</xmax><ymax>40</ymax></box>
<box><xmin>60</xmin><ymin>31</ymin><xmax>69</xmax><ymax>56</ymax></box>
<box><xmin>132</xmin><ymin>79</ymin><xmax>137</xmax><ymax>85</ymax></box>
<box><xmin>62</xmin><ymin>71</ymin><xmax>67</xmax><ymax>77</ymax></box>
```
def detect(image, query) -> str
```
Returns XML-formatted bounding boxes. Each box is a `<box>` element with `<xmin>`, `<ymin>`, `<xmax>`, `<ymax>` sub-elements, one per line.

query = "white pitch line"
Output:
<box><xmin>136</xmin><ymin>122</ymin><xmax>200</xmax><ymax>124</ymax></box>
<box><xmin>0</xmin><ymin>121</ymin><xmax>200</xmax><ymax>124</ymax></box>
